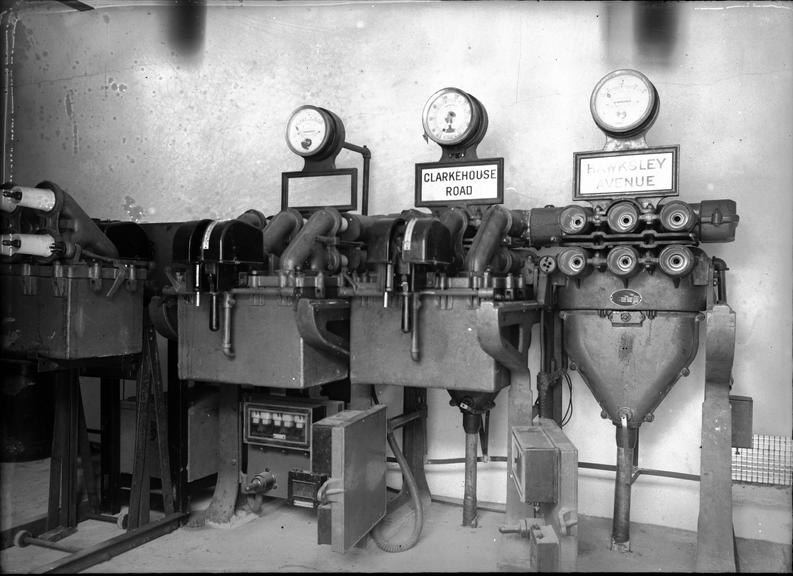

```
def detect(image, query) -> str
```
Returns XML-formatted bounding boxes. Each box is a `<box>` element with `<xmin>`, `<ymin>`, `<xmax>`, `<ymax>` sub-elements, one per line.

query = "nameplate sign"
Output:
<box><xmin>574</xmin><ymin>146</ymin><xmax>678</xmax><ymax>200</ymax></box>
<box><xmin>415</xmin><ymin>158</ymin><xmax>504</xmax><ymax>207</ymax></box>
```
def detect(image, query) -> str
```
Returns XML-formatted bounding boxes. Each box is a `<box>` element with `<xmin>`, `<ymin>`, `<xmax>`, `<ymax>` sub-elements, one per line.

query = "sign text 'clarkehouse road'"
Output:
<box><xmin>415</xmin><ymin>158</ymin><xmax>504</xmax><ymax>206</ymax></box>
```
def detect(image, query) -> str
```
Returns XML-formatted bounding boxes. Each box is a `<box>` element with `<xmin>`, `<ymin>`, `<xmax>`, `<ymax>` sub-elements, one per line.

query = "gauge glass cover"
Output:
<box><xmin>422</xmin><ymin>88</ymin><xmax>475</xmax><ymax>146</ymax></box>
<box><xmin>591</xmin><ymin>70</ymin><xmax>656</xmax><ymax>134</ymax></box>
<box><xmin>286</xmin><ymin>107</ymin><xmax>330</xmax><ymax>156</ymax></box>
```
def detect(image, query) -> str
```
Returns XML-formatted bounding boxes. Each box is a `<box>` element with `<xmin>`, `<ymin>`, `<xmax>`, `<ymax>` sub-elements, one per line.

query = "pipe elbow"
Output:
<box><xmin>48</xmin><ymin>183</ymin><xmax>119</xmax><ymax>259</ymax></box>
<box><xmin>464</xmin><ymin>205</ymin><xmax>525</xmax><ymax>275</ymax></box>
<box><xmin>261</xmin><ymin>208</ymin><xmax>304</xmax><ymax>255</ymax></box>
<box><xmin>279</xmin><ymin>207</ymin><xmax>342</xmax><ymax>272</ymax></box>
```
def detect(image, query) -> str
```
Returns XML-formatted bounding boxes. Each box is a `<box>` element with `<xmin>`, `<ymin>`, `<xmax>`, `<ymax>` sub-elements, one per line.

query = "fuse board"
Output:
<box><xmin>243</xmin><ymin>400</ymin><xmax>327</xmax><ymax>451</ymax></box>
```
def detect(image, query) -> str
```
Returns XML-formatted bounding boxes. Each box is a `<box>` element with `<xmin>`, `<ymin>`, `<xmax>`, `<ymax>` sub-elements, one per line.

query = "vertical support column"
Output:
<box><xmin>47</xmin><ymin>369</ymin><xmax>80</xmax><ymax>534</ymax></box>
<box><xmin>100</xmin><ymin>377</ymin><xmax>121</xmax><ymax>513</ymax></box>
<box><xmin>611</xmin><ymin>419</ymin><xmax>637</xmax><ymax>552</ymax></box>
<box><xmin>128</xmin><ymin>351</ymin><xmax>152</xmax><ymax>530</ymax></box>
<box><xmin>167</xmin><ymin>339</ymin><xmax>189</xmax><ymax>514</ymax></box>
<box><xmin>497</xmin><ymin>370</ymin><xmax>535</xmax><ymax>571</ymax></box>
<box><xmin>203</xmin><ymin>382</ymin><xmax>240</xmax><ymax>525</ymax></box>
<box><xmin>696</xmin><ymin>303</ymin><xmax>737</xmax><ymax>572</ymax></box>
<box><xmin>462</xmin><ymin>423</ymin><xmax>479</xmax><ymax>527</ymax></box>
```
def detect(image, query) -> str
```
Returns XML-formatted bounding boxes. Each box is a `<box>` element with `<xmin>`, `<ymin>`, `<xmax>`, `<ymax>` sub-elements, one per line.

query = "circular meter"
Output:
<box><xmin>285</xmin><ymin>105</ymin><xmax>346</xmax><ymax>159</ymax></box>
<box><xmin>590</xmin><ymin>69</ymin><xmax>659</xmax><ymax>138</ymax></box>
<box><xmin>422</xmin><ymin>87</ymin><xmax>487</xmax><ymax>149</ymax></box>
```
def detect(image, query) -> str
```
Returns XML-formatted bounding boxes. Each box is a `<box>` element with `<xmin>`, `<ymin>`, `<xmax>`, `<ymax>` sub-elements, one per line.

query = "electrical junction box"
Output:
<box><xmin>313</xmin><ymin>405</ymin><xmax>387</xmax><ymax>553</ymax></box>
<box><xmin>511</xmin><ymin>419</ymin><xmax>578</xmax><ymax>572</ymax></box>
<box><xmin>511</xmin><ymin>425</ymin><xmax>560</xmax><ymax>503</ymax></box>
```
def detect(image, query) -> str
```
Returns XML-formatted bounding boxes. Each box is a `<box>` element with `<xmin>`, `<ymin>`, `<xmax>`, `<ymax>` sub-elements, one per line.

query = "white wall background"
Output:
<box><xmin>4</xmin><ymin>0</ymin><xmax>791</xmax><ymax>544</ymax></box>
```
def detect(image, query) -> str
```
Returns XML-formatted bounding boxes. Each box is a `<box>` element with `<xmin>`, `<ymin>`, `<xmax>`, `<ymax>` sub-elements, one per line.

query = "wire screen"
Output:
<box><xmin>732</xmin><ymin>434</ymin><xmax>793</xmax><ymax>486</ymax></box>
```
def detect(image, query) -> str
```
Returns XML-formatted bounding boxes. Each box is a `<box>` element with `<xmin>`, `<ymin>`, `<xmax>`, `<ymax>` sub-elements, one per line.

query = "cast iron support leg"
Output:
<box><xmin>77</xmin><ymin>391</ymin><xmax>101</xmax><ymax>514</ymax></box>
<box><xmin>497</xmin><ymin>370</ymin><xmax>535</xmax><ymax>571</ymax></box>
<box><xmin>167</xmin><ymin>339</ymin><xmax>189</xmax><ymax>514</ymax></box>
<box><xmin>128</xmin><ymin>350</ymin><xmax>153</xmax><ymax>529</ymax></box>
<box><xmin>204</xmin><ymin>383</ymin><xmax>240</xmax><ymax>525</ymax></box>
<box><xmin>128</xmin><ymin>324</ymin><xmax>176</xmax><ymax>529</ymax></box>
<box><xmin>696</xmin><ymin>303</ymin><xmax>737</xmax><ymax>572</ymax></box>
<box><xmin>100</xmin><ymin>377</ymin><xmax>121</xmax><ymax>514</ymax></box>
<box><xmin>46</xmin><ymin>369</ymin><xmax>80</xmax><ymax>535</ymax></box>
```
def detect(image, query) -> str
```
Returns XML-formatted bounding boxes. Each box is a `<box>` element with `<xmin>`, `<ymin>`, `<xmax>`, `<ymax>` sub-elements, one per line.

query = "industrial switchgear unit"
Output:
<box><xmin>156</xmin><ymin>104</ymin><xmax>390</xmax><ymax>552</ymax></box>
<box><xmin>5</xmin><ymin>59</ymin><xmax>746</xmax><ymax>573</ymax></box>
<box><xmin>520</xmin><ymin>69</ymin><xmax>741</xmax><ymax>570</ymax></box>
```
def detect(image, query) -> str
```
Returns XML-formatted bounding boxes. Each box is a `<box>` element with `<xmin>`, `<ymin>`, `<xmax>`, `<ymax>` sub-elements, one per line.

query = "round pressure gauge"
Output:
<box><xmin>590</xmin><ymin>69</ymin><xmax>659</xmax><ymax>137</ymax></box>
<box><xmin>422</xmin><ymin>87</ymin><xmax>487</xmax><ymax>148</ymax></box>
<box><xmin>285</xmin><ymin>105</ymin><xmax>345</xmax><ymax>159</ymax></box>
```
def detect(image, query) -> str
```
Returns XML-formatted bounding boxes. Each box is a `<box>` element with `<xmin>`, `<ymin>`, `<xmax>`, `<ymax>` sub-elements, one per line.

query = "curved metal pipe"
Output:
<box><xmin>464</xmin><ymin>205</ymin><xmax>526</xmax><ymax>275</ymax></box>
<box><xmin>40</xmin><ymin>181</ymin><xmax>119</xmax><ymax>259</ymax></box>
<box><xmin>440</xmin><ymin>208</ymin><xmax>469</xmax><ymax>268</ymax></box>
<box><xmin>261</xmin><ymin>208</ymin><xmax>303</xmax><ymax>255</ymax></box>
<box><xmin>279</xmin><ymin>207</ymin><xmax>343</xmax><ymax>272</ymax></box>
<box><xmin>235</xmin><ymin>209</ymin><xmax>268</xmax><ymax>230</ymax></box>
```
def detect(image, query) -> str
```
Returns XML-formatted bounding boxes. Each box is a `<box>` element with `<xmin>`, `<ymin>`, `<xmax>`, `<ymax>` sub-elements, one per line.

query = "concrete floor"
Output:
<box><xmin>1</xmin><ymin>462</ymin><xmax>791</xmax><ymax>574</ymax></box>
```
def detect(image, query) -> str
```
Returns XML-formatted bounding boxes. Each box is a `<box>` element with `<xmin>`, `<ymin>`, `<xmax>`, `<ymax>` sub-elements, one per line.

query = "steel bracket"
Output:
<box><xmin>296</xmin><ymin>298</ymin><xmax>350</xmax><ymax>357</ymax></box>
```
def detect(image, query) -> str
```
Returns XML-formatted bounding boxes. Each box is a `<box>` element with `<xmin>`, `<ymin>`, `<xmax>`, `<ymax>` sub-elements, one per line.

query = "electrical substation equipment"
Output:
<box><xmin>156</xmin><ymin>105</ymin><xmax>388</xmax><ymax>553</ymax></box>
<box><xmin>524</xmin><ymin>68</ymin><xmax>741</xmax><ymax>570</ymax></box>
<box><xmin>1</xmin><ymin>181</ymin><xmax>181</xmax><ymax>570</ymax></box>
<box><xmin>340</xmin><ymin>87</ymin><xmax>579</xmax><ymax>570</ymax></box>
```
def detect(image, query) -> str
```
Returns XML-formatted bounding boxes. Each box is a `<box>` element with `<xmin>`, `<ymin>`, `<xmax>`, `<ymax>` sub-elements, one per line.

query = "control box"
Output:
<box><xmin>241</xmin><ymin>394</ymin><xmax>344</xmax><ymax>502</ymax></box>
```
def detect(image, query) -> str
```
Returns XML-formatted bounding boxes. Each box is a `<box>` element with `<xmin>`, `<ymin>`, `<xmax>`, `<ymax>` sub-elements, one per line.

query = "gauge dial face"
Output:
<box><xmin>286</xmin><ymin>106</ymin><xmax>330</xmax><ymax>156</ymax></box>
<box><xmin>590</xmin><ymin>70</ymin><xmax>657</xmax><ymax>135</ymax></box>
<box><xmin>422</xmin><ymin>88</ymin><xmax>476</xmax><ymax>146</ymax></box>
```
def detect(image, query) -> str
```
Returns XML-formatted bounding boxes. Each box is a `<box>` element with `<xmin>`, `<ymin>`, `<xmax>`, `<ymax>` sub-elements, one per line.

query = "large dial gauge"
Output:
<box><xmin>590</xmin><ymin>69</ymin><xmax>659</xmax><ymax>137</ymax></box>
<box><xmin>422</xmin><ymin>87</ymin><xmax>484</xmax><ymax>147</ymax></box>
<box><xmin>286</xmin><ymin>105</ymin><xmax>338</xmax><ymax>157</ymax></box>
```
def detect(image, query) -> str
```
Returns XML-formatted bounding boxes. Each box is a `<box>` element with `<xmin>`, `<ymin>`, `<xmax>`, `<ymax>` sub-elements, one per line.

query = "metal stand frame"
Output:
<box><xmin>11</xmin><ymin>322</ymin><xmax>186</xmax><ymax>572</ymax></box>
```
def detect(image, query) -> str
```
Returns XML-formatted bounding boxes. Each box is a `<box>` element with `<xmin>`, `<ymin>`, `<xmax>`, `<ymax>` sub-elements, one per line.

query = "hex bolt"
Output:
<box><xmin>620</xmin><ymin>312</ymin><xmax>631</xmax><ymax>322</ymax></box>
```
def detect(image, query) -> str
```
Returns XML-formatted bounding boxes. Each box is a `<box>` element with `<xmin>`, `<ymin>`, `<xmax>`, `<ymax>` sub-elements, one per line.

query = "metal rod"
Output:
<box><xmin>387</xmin><ymin>409</ymin><xmax>425</xmax><ymax>432</ymax></box>
<box><xmin>578</xmin><ymin>461</ymin><xmax>700</xmax><ymax>483</ymax></box>
<box><xmin>16</xmin><ymin>532</ymin><xmax>81</xmax><ymax>554</ymax></box>
<box><xmin>462</xmin><ymin>432</ymin><xmax>478</xmax><ymax>527</ymax></box>
<box><xmin>82</xmin><ymin>513</ymin><xmax>118</xmax><ymax>524</ymax></box>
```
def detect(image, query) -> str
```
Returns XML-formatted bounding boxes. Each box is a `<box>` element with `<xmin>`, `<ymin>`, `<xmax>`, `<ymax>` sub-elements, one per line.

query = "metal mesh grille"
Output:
<box><xmin>732</xmin><ymin>434</ymin><xmax>793</xmax><ymax>486</ymax></box>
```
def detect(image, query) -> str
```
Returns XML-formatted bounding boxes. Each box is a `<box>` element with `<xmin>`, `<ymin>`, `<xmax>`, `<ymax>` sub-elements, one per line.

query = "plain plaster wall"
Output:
<box><xmin>3</xmin><ymin>0</ymin><xmax>791</xmax><ymax>544</ymax></box>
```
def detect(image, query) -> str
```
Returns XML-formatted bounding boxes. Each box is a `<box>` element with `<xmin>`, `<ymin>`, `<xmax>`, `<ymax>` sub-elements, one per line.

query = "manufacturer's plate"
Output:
<box><xmin>611</xmin><ymin>289</ymin><xmax>642</xmax><ymax>307</ymax></box>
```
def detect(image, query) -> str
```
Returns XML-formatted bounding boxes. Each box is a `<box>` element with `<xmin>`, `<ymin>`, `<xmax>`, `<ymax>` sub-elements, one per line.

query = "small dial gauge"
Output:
<box><xmin>590</xmin><ymin>69</ymin><xmax>658</xmax><ymax>136</ymax></box>
<box><xmin>286</xmin><ymin>106</ymin><xmax>331</xmax><ymax>157</ymax></box>
<box><xmin>422</xmin><ymin>88</ymin><xmax>480</xmax><ymax>146</ymax></box>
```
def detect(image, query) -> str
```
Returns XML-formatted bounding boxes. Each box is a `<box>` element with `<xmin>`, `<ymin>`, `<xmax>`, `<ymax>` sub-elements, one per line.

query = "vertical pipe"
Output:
<box><xmin>463</xmin><ymin>430</ymin><xmax>479</xmax><ymax>527</ymax></box>
<box><xmin>612</xmin><ymin>419</ymin><xmax>637</xmax><ymax>552</ymax></box>
<box><xmin>221</xmin><ymin>292</ymin><xmax>235</xmax><ymax>358</ymax></box>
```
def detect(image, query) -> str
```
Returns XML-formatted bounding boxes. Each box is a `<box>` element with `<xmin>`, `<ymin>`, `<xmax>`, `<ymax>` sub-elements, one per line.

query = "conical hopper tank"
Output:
<box><xmin>557</xmin><ymin>260</ymin><xmax>710</xmax><ymax>551</ymax></box>
<box><xmin>561</xmin><ymin>310</ymin><xmax>701</xmax><ymax>427</ymax></box>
